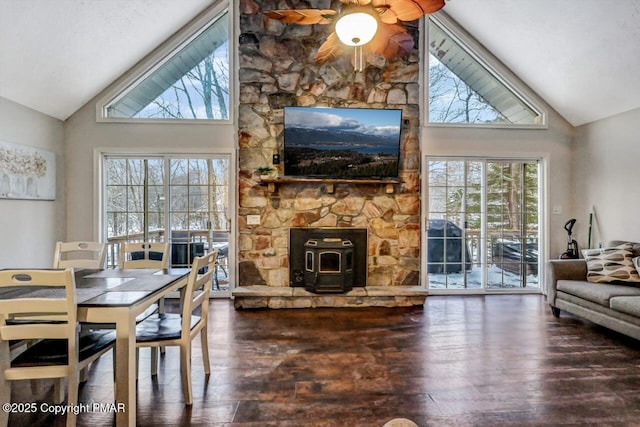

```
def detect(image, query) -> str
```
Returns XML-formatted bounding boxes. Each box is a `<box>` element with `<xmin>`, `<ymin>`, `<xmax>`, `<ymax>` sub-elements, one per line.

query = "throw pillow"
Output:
<box><xmin>608</xmin><ymin>240</ymin><xmax>640</xmax><ymax>257</ymax></box>
<box><xmin>634</xmin><ymin>256</ymin><xmax>640</xmax><ymax>276</ymax></box>
<box><xmin>582</xmin><ymin>243</ymin><xmax>640</xmax><ymax>283</ymax></box>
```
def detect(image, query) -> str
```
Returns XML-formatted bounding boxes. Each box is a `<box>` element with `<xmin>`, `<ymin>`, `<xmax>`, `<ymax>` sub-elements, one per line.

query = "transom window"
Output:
<box><xmin>103</xmin><ymin>10</ymin><xmax>229</xmax><ymax>120</ymax></box>
<box><xmin>427</xmin><ymin>16</ymin><xmax>544</xmax><ymax>126</ymax></box>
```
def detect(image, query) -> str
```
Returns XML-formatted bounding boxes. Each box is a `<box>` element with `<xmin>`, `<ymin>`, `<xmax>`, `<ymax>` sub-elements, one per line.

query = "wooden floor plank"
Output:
<box><xmin>8</xmin><ymin>295</ymin><xmax>640</xmax><ymax>426</ymax></box>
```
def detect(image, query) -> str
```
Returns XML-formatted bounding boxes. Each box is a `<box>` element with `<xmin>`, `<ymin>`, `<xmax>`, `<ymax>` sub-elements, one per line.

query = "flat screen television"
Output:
<box><xmin>283</xmin><ymin>106</ymin><xmax>402</xmax><ymax>179</ymax></box>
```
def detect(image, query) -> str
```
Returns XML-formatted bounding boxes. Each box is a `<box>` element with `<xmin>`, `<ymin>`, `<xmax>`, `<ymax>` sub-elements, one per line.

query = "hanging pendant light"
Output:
<box><xmin>334</xmin><ymin>10</ymin><xmax>378</xmax><ymax>72</ymax></box>
<box><xmin>334</xmin><ymin>11</ymin><xmax>378</xmax><ymax>47</ymax></box>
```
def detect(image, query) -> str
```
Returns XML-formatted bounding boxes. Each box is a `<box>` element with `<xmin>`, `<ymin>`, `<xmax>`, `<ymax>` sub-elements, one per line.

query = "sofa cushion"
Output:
<box><xmin>557</xmin><ymin>280</ymin><xmax>640</xmax><ymax>307</ymax></box>
<box><xmin>610</xmin><ymin>296</ymin><xmax>640</xmax><ymax>317</ymax></box>
<box><xmin>557</xmin><ymin>291</ymin><xmax>640</xmax><ymax>327</ymax></box>
<box><xmin>582</xmin><ymin>243</ymin><xmax>640</xmax><ymax>283</ymax></box>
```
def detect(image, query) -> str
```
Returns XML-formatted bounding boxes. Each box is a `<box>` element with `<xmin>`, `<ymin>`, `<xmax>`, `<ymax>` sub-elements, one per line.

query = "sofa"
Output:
<box><xmin>547</xmin><ymin>240</ymin><xmax>640</xmax><ymax>340</ymax></box>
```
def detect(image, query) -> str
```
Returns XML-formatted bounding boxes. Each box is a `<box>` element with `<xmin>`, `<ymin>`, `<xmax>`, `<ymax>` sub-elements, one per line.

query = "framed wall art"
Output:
<box><xmin>0</xmin><ymin>140</ymin><xmax>56</xmax><ymax>200</ymax></box>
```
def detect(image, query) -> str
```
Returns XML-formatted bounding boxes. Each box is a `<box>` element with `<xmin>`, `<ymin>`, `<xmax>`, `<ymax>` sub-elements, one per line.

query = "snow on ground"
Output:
<box><xmin>428</xmin><ymin>265</ymin><xmax>539</xmax><ymax>290</ymax></box>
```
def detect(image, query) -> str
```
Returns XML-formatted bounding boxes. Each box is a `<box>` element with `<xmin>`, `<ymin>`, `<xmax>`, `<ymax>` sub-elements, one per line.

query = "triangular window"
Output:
<box><xmin>428</xmin><ymin>16</ymin><xmax>544</xmax><ymax>126</ymax></box>
<box><xmin>104</xmin><ymin>11</ymin><xmax>229</xmax><ymax>120</ymax></box>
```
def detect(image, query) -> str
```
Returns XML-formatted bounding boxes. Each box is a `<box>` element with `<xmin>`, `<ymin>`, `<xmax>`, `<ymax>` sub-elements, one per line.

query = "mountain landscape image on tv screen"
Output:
<box><xmin>284</xmin><ymin>107</ymin><xmax>402</xmax><ymax>179</ymax></box>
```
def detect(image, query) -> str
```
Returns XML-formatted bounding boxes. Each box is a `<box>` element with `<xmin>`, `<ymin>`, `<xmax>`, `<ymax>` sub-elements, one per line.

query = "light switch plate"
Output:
<box><xmin>247</xmin><ymin>214</ymin><xmax>261</xmax><ymax>225</ymax></box>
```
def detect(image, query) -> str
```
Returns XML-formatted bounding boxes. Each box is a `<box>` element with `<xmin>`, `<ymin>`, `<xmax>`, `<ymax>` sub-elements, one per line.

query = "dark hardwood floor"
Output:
<box><xmin>9</xmin><ymin>294</ymin><xmax>640</xmax><ymax>426</ymax></box>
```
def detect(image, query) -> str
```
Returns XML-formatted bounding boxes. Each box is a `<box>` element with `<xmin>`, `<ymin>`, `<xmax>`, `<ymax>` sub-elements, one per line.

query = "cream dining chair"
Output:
<box><xmin>53</xmin><ymin>241</ymin><xmax>107</xmax><ymax>269</ymax></box>
<box><xmin>119</xmin><ymin>241</ymin><xmax>171</xmax><ymax>371</ymax></box>
<box><xmin>119</xmin><ymin>241</ymin><xmax>170</xmax><ymax>269</ymax></box>
<box><xmin>0</xmin><ymin>269</ymin><xmax>115</xmax><ymax>427</ymax></box>
<box><xmin>135</xmin><ymin>250</ymin><xmax>217</xmax><ymax>405</ymax></box>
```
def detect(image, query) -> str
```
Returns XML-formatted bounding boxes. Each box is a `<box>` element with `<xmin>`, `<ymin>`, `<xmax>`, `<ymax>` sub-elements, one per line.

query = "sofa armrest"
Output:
<box><xmin>547</xmin><ymin>259</ymin><xmax>587</xmax><ymax>306</ymax></box>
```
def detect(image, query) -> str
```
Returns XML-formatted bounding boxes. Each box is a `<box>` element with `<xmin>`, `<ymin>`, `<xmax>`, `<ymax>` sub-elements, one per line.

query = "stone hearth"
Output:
<box><xmin>233</xmin><ymin>285</ymin><xmax>428</xmax><ymax>309</ymax></box>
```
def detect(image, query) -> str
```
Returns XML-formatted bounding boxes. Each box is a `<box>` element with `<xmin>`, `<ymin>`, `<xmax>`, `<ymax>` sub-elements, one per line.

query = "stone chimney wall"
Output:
<box><xmin>237</xmin><ymin>0</ymin><xmax>421</xmax><ymax>288</ymax></box>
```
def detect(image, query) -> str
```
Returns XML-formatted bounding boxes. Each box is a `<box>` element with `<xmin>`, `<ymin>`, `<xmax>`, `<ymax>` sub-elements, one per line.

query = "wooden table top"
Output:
<box><xmin>0</xmin><ymin>268</ymin><xmax>190</xmax><ymax>307</ymax></box>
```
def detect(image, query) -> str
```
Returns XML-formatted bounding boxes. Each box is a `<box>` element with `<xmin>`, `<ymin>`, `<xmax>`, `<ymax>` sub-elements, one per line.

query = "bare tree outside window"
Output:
<box><xmin>428</xmin><ymin>54</ymin><xmax>507</xmax><ymax>124</ymax></box>
<box><xmin>427</xmin><ymin>17</ymin><xmax>542</xmax><ymax>125</ymax></box>
<box><xmin>137</xmin><ymin>54</ymin><xmax>229</xmax><ymax>120</ymax></box>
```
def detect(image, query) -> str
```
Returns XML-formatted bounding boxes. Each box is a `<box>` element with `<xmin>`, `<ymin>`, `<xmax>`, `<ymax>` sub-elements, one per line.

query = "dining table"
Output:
<box><xmin>0</xmin><ymin>267</ymin><xmax>190</xmax><ymax>427</ymax></box>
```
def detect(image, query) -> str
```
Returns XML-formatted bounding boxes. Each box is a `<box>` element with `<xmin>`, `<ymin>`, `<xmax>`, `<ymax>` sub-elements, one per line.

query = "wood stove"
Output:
<box><xmin>290</xmin><ymin>228</ymin><xmax>367</xmax><ymax>290</ymax></box>
<box><xmin>303</xmin><ymin>237</ymin><xmax>354</xmax><ymax>293</ymax></box>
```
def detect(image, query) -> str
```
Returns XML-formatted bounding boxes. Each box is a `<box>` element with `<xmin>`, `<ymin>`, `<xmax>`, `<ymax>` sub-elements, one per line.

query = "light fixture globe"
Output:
<box><xmin>334</xmin><ymin>12</ymin><xmax>378</xmax><ymax>47</ymax></box>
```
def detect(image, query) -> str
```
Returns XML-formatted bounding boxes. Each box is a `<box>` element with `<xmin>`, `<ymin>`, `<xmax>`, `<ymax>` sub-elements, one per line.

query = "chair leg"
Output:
<box><xmin>201</xmin><ymin>327</ymin><xmax>211</xmax><ymax>375</ymax></box>
<box><xmin>180</xmin><ymin>344</ymin><xmax>193</xmax><ymax>405</ymax></box>
<box><xmin>151</xmin><ymin>347</ymin><xmax>158</xmax><ymax>376</ymax></box>
<box><xmin>214</xmin><ymin>263</ymin><xmax>220</xmax><ymax>290</ymax></box>
<box><xmin>66</xmin><ymin>370</ymin><xmax>79</xmax><ymax>427</ymax></box>
<box><xmin>80</xmin><ymin>366</ymin><xmax>89</xmax><ymax>383</ymax></box>
<box><xmin>53</xmin><ymin>379</ymin><xmax>64</xmax><ymax>404</ymax></box>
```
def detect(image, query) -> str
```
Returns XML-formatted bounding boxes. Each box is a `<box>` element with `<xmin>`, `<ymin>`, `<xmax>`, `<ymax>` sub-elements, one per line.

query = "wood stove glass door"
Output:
<box><xmin>319</xmin><ymin>251</ymin><xmax>341</xmax><ymax>273</ymax></box>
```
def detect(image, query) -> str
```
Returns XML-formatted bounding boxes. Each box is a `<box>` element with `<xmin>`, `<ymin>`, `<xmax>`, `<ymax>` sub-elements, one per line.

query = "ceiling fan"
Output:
<box><xmin>265</xmin><ymin>0</ymin><xmax>446</xmax><ymax>70</ymax></box>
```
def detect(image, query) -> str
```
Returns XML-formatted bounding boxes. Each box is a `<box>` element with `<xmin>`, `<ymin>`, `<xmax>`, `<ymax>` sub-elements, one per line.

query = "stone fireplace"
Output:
<box><xmin>235</xmin><ymin>0</ymin><xmax>424</xmax><ymax>307</ymax></box>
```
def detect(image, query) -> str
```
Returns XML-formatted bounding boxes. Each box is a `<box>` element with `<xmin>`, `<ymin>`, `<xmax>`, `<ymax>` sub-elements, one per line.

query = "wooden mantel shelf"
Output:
<box><xmin>260</xmin><ymin>176</ymin><xmax>401</xmax><ymax>194</ymax></box>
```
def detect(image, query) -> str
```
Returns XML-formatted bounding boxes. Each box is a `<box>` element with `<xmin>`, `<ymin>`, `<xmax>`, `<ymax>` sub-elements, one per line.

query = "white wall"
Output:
<box><xmin>574</xmin><ymin>107</ymin><xmax>640</xmax><ymax>246</ymax></box>
<box><xmin>0</xmin><ymin>97</ymin><xmax>65</xmax><ymax>267</ymax></box>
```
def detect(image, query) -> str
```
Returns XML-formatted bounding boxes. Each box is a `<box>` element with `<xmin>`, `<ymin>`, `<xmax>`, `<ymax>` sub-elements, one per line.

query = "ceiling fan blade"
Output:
<box><xmin>373</xmin><ymin>0</ymin><xmax>445</xmax><ymax>22</ymax></box>
<box><xmin>339</xmin><ymin>0</ymin><xmax>374</xmax><ymax>5</ymax></box>
<box><xmin>368</xmin><ymin>23</ymin><xmax>414</xmax><ymax>59</ymax></box>
<box><xmin>264</xmin><ymin>9</ymin><xmax>337</xmax><ymax>25</ymax></box>
<box><xmin>314</xmin><ymin>32</ymin><xmax>344</xmax><ymax>64</ymax></box>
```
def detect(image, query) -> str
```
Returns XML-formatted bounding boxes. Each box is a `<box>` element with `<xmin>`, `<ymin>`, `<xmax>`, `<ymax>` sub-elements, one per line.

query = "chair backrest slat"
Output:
<box><xmin>0</xmin><ymin>323</ymin><xmax>70</xmax><ymax>341</ymax></box>
<box><xmin>53</xmin><ymin>241</ymin><xmax>107</xmax><ymax>269</ymax></box>
<box><xmin>0</xmin><ymin>298</ymin><xmax>69</xmax><ymax>315</ymax></box>
<box><xmin>119</xmin><ymin>242</ymin><xmax>170</xmax><ymax>269</ymax></box>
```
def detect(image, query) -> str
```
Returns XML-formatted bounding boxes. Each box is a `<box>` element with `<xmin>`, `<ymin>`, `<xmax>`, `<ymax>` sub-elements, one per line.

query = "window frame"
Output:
<box><xmin>421</xmin><ymin>155</ymin><xmax>548</xmax><ymax>294</ymax></box>
<box><xmin>98</xmin><ymin>151</ymin><xmax>235</xmax><ymax>296</ymax></box>
<box><xmin>424</xmin><ymin>13</ymin><xmax>547</xmax><ymax>129</ymax></box>
<box><xmin>96</xmin><ymin>2</ymin><xmax>232</xmax><ymax>124</ymax></box>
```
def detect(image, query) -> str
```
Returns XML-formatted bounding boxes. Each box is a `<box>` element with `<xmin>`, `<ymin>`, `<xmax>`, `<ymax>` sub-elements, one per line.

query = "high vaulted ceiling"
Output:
<box><xmin>0</xmin><ymin>0</ymin><xmax>215</xmax><ymax>120</ymax></box>
<box><xmin>1</xmin><ymin>0</ymin><xmax>639</xmax><ymax>126</ymax></box>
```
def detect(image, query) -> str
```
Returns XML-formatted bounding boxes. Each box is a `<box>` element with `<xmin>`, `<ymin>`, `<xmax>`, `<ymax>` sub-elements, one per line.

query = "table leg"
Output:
<box><xmin>115</xmin><ymin>311</ymin><xmax>137</xmax><ymax>426</ymax></box>
<box><xmin>0</xmin><ymin>341</ymin><xmax>9</xmax><ymax>427</ymax></box>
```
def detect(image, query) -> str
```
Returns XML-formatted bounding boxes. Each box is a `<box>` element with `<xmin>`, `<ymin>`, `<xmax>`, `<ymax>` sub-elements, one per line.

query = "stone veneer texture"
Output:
<box><xmin>237</xmin><ymin>0</ymin><xmax>421</xmax><ymax>288</ymax></box>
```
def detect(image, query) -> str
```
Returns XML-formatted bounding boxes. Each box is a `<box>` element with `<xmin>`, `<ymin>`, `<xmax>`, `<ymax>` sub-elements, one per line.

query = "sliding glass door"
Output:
<box><xmin>425</xmin><ymin>158</ymin><xmax>541</xmax><ymax>291</ymax></box>
<box><xmin>103</xmin><ymin>155</ymin><xmax>231</xmax><ymax>296</ymax></box>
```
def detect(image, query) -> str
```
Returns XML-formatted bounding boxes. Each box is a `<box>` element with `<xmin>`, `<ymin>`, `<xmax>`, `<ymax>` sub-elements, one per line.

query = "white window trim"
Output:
<box><xmin>96</xmin><ymin>1</ymin><xmax>233</xmax><ymax>124</ymax></box>
<box><xmin>423</xmin><ymin>12</ymin><xmax>548</xmax><ymax>130</ymax></box>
